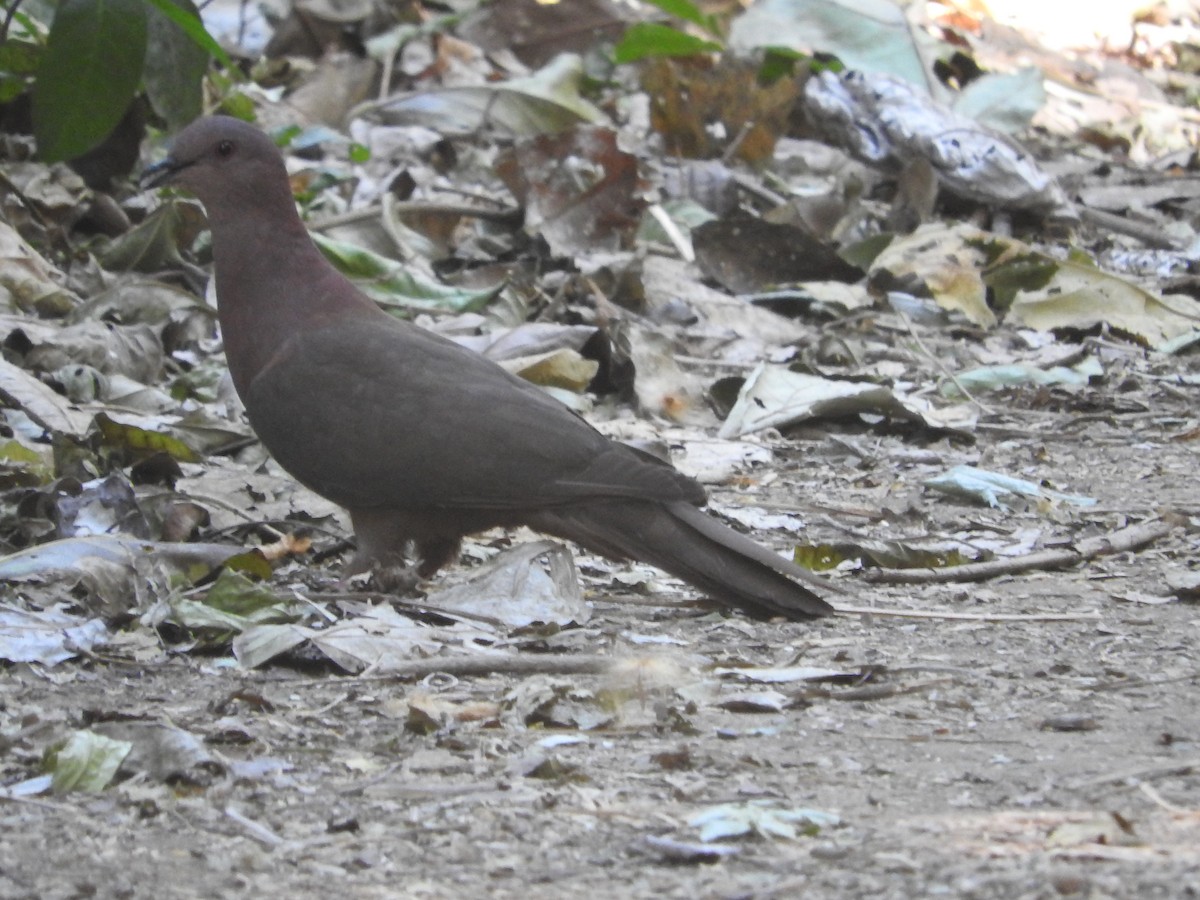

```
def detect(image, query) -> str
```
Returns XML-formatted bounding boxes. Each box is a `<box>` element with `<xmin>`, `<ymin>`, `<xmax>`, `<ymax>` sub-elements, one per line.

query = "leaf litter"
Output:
<box><xmin>1</xmin><ymin>0</ymin><xmax>1199</xmax><ymax>896</ymax></box>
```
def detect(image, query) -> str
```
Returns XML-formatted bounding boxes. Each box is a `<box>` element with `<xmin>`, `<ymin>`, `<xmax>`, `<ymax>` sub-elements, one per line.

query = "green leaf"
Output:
<box><xmin>32</xmin><ymin>0</ymin><xmax>148</xmax><ymax>161</ymax></box>
<box><xmin>143</xmin><ymin>0</ymin><xmax>210</xmax><ymax>130</ymax></box>
<box><xmin>94</xmin><ymin>412</ymin><xmax>201</xmax><ymax>463</ymax></box>
<box><xmin>202</xmin><ymin>569</ymin><xmax>284</xmax><ymax>617</ymax></box>
<box><xmin>142</xmin><ymin>0</ymin><xmax>231</xmax><ymax>66</ymax></box>
<box><xmin>642</xmin><ymin>0</ymin><xmax>721</xmax><ymax>36</ymax></box>
<box><xmin>0</xmin><ymin>37</ymin><xmax>41</xmax><ymax>75</ymax></box>
<box><xmin>8</xmin><ymin>9</ymin><xmax>46</xmax><ymax>41</ymax></box>
<box><xmin>614</xmin><ymin>23</ymin><xmax>722</xmax><ymax>64</ymax></box>
<box><xmin>0</xmin><ymin>438</ymin><xmax>55</xmax><ymax>484</ymax></box>
<box><xmin>222</xmin><ymin>550</ymin><xmax>274</xmax><ymax>581</ymax></box>
<box><xmin>757</xmin><ymin>46</ymin><xmax>811</xmax><ymax>85</ymax></box>
<box><xmin>312</xmin><ymin>233</ymin><xmax>504</xmax><ymax>315</ymax></box>
<box><xmin>0</xmin><ymin>39</ymin><xmax>40</xmax><ymax>102</ymax></box>
<box><xmin>273</xmin><ymin>123</ymin><xmax>303</xmax><ymax>147</ymax></box>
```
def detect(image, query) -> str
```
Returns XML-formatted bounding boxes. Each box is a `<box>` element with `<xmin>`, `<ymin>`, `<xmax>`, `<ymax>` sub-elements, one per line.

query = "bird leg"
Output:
<box><xmin>415</xmin><ymin>536</ymin><xmax>463</xmax><ymax>579</ymax></box>
<box><xmin>346</xmin><ymin>507</ymin><xmax>464</xmax><ymax>594</ymax></box>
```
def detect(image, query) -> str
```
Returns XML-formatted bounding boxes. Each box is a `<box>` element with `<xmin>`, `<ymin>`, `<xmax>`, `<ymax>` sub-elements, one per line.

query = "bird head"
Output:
<box><xmin>141</xmin><ymin>116</ymin><xmax>290</xmax><ymax>212</ymax></box>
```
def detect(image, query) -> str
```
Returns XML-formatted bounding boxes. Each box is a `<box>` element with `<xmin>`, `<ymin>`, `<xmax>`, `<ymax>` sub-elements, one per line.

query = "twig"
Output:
<box><xmin>338</xmin><ymin>769</ymin><xmax>503</xmax><ymax>799</ymax></box>
<box><xmin>0</xmin><ymin>792</ymin><xmax>77</xmax><ymax>813</ymax></box>
<box><xmin>188</xmin><ymin>494</ymin><xmax>287</xmax><ymax>538</ymax></box>
<box><xmin>646</xmin><ymin>203</ymin><xmax>694</xmax><ymax>262</ymax></box>
<box><xmin>1089</xmin><ymin>671</ymin><xmax>1200</xmax><ymax>692</ymax></box>
<box><xmin>895</xmin><ymin>307</ymin><xmax>992</xmax><ymax>413</ymax></box>
<box><xmin>275</xmin><ymin>653</ymin><xmax>615</xmax><ymax>683</ymax></box>
<box><xmin>1139</xmin><ymin>782</ymin><xmax>1191</xmax><ymax>815</ymax></box>
<box><xmin>1078</xmin><ymin>206</ymin><xmax>1185</xmax><ymax>251</ymax></box>
<box><xmin>1072</xmin><ymin>758</ymin><xmax>1200</xmax><ymax>789</ymax></box>
<box><xmin>732</xmin><ymin>172</ymin><xmax>788</xmax><ymax>207</ymax></box>
<box><xmin>799</xmin><ymin>677</ymin><xmax>954</xmax><ymax>702</ymax></box>
<box><xmin>224</xmin><ymin>805</ymin><xmax>285</xmax><ymax>846</ymax></box>
<box><xmin>721</xmin><ymin>120</ymin><xmax>756</xmax><ymax>164</ymax></box>
<box><xmin>835</xmin><ymin>606</ymin><xmax>1100</xmax><ymax>622</ymax></box>
<box><xmin>863</xmin><ymin>518</ymin><xmax>1175</xmax><ymax>585</ymax></box>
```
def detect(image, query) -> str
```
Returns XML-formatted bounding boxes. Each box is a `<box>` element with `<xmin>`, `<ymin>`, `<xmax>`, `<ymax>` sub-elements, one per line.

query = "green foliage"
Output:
<box><xmin>641</xmin><ymin>0</ymin><xmax>721</xmax><ymax>37</ymax></box>
<box><xmin>756</xmin><ymin>46</ymin><xmax>822</xmax><ymax>85</ymax></box>
<box><xmin>143</xmin><ymin>0</ymin><xmax>213</xmax><ymax>130</ymax></box>
<box><xmin>0</xmin><ymin>22</ymin><xmax>40</xmax><ymax>103</ymax></box>
<box><xmin>18</xmin><ymin>0</ymin><xmax>229</xmax><ymax>162</ymax></box>
<box><xmin>614</xmin><ymin>23</ymin><xmax>722</xmax><ymax>64</ymax></box>
<box><xmin>31</xmin><ymin>0</ymin><xmax>149</xmax><ymax>161</ymax></box>
<box><xmin>211</xmin><ymin>80</ymin><xmax>258</xmax><ymax>121</ymax></box>
<box><xmin>611</xmin><ymin>0</ymin><xmax>839</xmax><ymax>83</ymax></box>
<box><xmin>613</xmin><ymin>0</ymin><xmax>724</xmax><ymax>64</ymax></box>
<box><xmin>142</xmin><ymin>0</ymin><xmax>228</xmax><ymax>62</ymax></box>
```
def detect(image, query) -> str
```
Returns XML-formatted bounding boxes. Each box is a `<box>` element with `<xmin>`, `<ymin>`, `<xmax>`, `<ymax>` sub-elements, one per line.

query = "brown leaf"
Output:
<box><xmin>641</xmin><ymin>56</ymin><xmax>800</xmax><ymax>163</ymax></box>
<box><xmin>497</xmin><ymin>126</ymin><xmax>645</xmax><ymax>256</ymax></box>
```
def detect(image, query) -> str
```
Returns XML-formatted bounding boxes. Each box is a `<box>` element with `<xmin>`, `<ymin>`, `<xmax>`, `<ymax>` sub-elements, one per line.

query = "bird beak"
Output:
<box><xmin>140</xmin><ymin>156</ymin><xmax>187</xmax><ymax>190</ymax></box>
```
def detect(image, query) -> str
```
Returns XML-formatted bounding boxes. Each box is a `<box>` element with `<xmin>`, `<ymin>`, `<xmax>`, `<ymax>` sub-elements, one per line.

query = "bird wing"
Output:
<box><xmin>242</xmin><ymin>314</ymin><xmax>704</xmax><ymax>512</ymax></box>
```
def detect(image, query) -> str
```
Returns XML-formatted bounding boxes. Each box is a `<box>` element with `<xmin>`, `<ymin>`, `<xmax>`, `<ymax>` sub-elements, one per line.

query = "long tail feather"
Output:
<box><xmin>527</xmin><ymin>501</ymin><xmax>836</xmax><ymax>620</ymax></box>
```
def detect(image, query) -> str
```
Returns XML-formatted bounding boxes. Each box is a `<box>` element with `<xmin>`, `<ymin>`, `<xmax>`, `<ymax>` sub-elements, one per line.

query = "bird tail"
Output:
<box><xmin>526</xmin><ymin>501</ymin><xmax>836</xmax><ymax>620</ymax></box>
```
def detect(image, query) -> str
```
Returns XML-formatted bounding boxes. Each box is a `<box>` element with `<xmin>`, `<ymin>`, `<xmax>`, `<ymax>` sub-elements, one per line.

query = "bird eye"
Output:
<box><xmin>217</xmin><ymin>140</ymin><xmax>234</xmax><ymax>157</ymax></box>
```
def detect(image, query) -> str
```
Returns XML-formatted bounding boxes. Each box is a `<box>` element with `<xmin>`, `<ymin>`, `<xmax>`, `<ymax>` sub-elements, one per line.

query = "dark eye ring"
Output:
<box><xmin>217</xmin><ymin>140</ymin><xmax>234</xmax><ymax>157</ymax></box>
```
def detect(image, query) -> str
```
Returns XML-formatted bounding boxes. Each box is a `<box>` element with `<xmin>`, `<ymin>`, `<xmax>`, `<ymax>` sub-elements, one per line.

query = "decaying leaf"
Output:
<box><xmin>925</xmin><ymin>465</ymin><xmax>1096</xmax><ymax>509</ymax></box>
<box><xmin>869</xmin><ymin>222</ymin><xmax>995</xmax><ymax>327</ymax></box>
<box><xmin>692</xmin><ymin>213</ymin><xmax>863</xmax><ymax>292</ymax></box>
<box><xmin>688</xmin><ymin>801</ymin><xmax>841</xmax><ymax>842</ymax></box>
<box><xmin>1005</xmin><ymin>260</ymin><xmax>1200</xmax><ymax>349</ymax></box>
<box><xmin>46</xmin><ymin>730</ymin><xmax>132</xmax><ymax>793</ymax></box>
<box><xmin>640</xmin><ymin>55</ymin><xmax>801</xmax><ymax>162</ymax></box>
<box><xmin>424</xmin><ymin>540</ymin><xmax>590</xmax><ymax>627</ymax></box>
<box><xmin>0</xmin><ymin>221</ymin><xmax>80</xmax><ymax>314</ymax></box>
<box><xmin>940</xmin><ymin>357</ymin><xmax>1102</xmax><ymax>398</ymax></box>
<box><xmin>718</xmin><ymin>363</ymin><xmax>976</xmax><ymax>439</ymax></box>
<box><xmin>375</xmin><ymin>53</ymin><xmax>607</xmax><ymax>137</ymax></box>
<box><xmin>0</xmin><ymin>603</ymin><xmax>107</xmax><ymax>665</ymax></box>
<box><xmin>804</xmin><ymin>69</ymin><xmax>1067</xmax><ymax>214</ymax></box>
<box><xmin>497</xmin><ymin>126</ymin><xmax>644</xmax><ymax>256</ymax></box>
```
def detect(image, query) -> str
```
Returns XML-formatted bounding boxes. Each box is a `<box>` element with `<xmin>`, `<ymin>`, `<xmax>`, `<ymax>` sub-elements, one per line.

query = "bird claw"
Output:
<box><xmin>366</xmin><ymin>563</ymin><xmax>424</xmax><ymax>596</ymax></box>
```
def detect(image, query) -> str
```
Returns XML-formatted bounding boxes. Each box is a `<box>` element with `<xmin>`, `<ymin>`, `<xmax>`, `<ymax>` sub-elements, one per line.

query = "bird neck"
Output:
<box><xmin>208</xmin><ymin>201</ymin><xmax>379</xmax><ymax>398</ymax></box>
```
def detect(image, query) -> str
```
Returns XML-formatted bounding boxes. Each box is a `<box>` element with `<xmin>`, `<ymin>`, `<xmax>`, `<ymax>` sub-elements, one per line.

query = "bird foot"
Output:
<box><xmin>365</xmin><ymin>563</ymin><xmax>424</xmax><ymax>596</ymax></box>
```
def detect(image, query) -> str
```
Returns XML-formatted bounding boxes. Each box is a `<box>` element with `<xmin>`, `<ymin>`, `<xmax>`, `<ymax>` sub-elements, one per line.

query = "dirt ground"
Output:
<box><xmin>2</xmin><ymin>363</ymin><xmax>1198</xmax><ymax>899</ymax></box>
<box><xmin>7</xmin><ymin>0</ymin><xmax>1200</xmax><ymax>893</ymax></box>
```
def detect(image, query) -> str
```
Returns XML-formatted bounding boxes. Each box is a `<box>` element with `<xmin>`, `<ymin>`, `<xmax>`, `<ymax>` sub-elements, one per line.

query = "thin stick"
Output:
<box><xmin>1089</xmin><ymin>671</ymin><xmax>1200</xmax><ymax>692</ymax></box>
<box><xmin>1139</xmin><ymin>782</ymin><xmax>1191</xmax><ymax>814</ymax></box>
<box><xmin>1078</xmin><ymin>206</ymin><xmax>1187</xmax><ymax>251</ymax></box>
<box><xmin>799</xmin><ymin>677</ymin><xmax>954</xmax><ymax>702</ymax></box>
<box><xmin>834</xmin><ymin>606</ymin><xmax>1100</xmax><ymax>622</ymax></box>
<box><xmin>646</xmin><ymin>203</ymin><xmax>694</xmax><ymax>262</ymax></box>
<box><xmin>864</xmin><ymin>519</ymin><xmax>1175</xmax><ymax>585</ymax></box>
<box><xmin>272</xmin><ymin>653</ymin><xmax>614</xmax><ymax>684</ymax></box>
<box><xmin>224</xmin><ymin>805</ymin><xmax>285</xmax><ymax>846</ymax></box>
<box><xmin>1072</xmin><ymin>758</ymin><xmax>1200</xmax><ymax>789</ymax></box>
<box><xmin>895</xmin><ymin>307</ymin><xmax>991</xmax><ymax>413</ymax></box>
